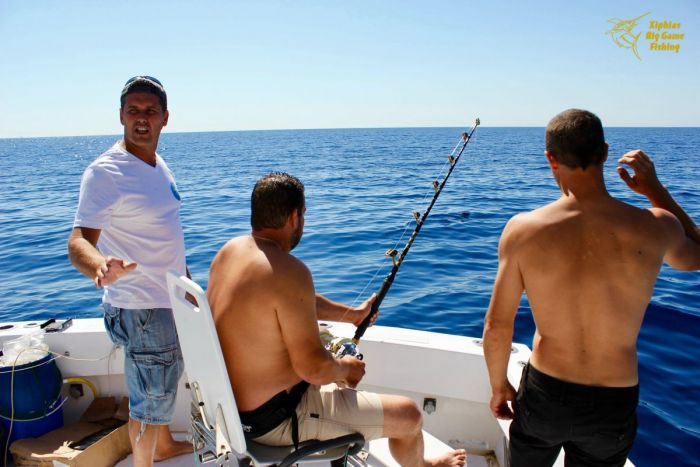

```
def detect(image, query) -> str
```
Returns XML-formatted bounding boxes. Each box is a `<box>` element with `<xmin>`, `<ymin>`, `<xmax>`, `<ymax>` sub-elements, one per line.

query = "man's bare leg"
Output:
<box><xmin>154</xmin><ymin>424</ymin><xmax>193</xmax><ymax>461</ymax></box>
<box><xmin>129</xmin><ymin>418</ymin><xmax>157</xmax><ymax>467</ymax></box>
<box><xmin>380</xmin><ymin>395</ymin><xmax>467</xmax><ymax>467</ymax></box>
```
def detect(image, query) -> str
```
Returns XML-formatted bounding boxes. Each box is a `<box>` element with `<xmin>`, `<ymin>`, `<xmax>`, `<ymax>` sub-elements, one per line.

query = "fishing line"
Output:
<box><xmin>337</xmin><ymin>129</ymin><xmax>475</xmax><ymax>324</ymax></box>
<box><xmin>344</xmin><ymin>119</ymin><xmax>480</xmax><ymax>349</ymax></box>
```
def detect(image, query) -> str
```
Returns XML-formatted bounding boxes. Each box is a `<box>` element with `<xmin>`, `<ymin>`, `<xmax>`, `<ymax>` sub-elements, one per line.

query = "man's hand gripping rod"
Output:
<box><xmin>332</xmin><ymin>119</ymin><xmax>481</xmax><ymax>358</ymax></box>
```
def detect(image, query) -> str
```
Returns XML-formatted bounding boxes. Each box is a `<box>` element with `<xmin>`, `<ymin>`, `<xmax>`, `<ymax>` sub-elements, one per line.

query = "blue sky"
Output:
<box><xmin>0</xmin><ymin>1</ymin><xmax>697</xmax><ymax>137</ymax></box>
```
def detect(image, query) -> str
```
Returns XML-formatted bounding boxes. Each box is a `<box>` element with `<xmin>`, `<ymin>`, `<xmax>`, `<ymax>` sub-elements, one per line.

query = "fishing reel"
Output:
<box><xmin>319</xmin><ymin>324</ymin><xmax>363</xmax><ymax>360</ymax></box>
<box><xmin>329</xmin><ymin>337</ymin><xmax>363</xmax><ymax>360</ymax></box>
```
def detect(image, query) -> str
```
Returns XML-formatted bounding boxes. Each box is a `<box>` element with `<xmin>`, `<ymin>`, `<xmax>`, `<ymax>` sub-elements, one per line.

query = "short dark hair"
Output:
<box><xmin>545</xmin><ymin>109</ymin><xmax>606</xmax><ymax>169</ymax></box>
<box><xmin>251</xmin><ymin>173</ymin><xmax>305</xmax><ymax>230</ymax></box>
<box><xmin>120</xmin><ymin>76</ymin><xmax>167</xmax><ymax>111</ymax></box>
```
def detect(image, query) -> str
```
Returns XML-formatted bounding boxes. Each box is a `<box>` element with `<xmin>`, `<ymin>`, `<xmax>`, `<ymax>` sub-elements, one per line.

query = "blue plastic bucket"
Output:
<box><xmin>0</xmin><ymin>353</ymin><xmax>64</xmax><ymax>449</ymax></box>
<box><xmin>0</xmin><ymin>353</ymin><xmax>63</xmax><ymax>420</ymax></box>
<box><xmin>0</xmin><ymin>395</ymin><xmax>65</xmax><ymax>447</ymax></box>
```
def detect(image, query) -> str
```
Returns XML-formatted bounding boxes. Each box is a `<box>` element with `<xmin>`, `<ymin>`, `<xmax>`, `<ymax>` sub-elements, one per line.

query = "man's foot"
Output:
<box><xmin>154</xmin><ymin>425</ymin><xmax>195</xmax><ymax>461</ymax></box>
<box><xmin>425</xmin><ymin>449</ymin><xmax>468</xmax><ymax>467</ymax></box>
<box><xmin>154</xmin><ymin>439</ymin><xmax>193</xmax><ymax>462</ymax></box>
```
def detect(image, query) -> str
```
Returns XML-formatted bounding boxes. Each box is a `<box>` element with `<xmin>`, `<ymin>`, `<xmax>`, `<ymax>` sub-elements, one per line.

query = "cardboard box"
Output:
<box><xmin>9</xmin><ymin>397</ymin><xmax>131</xmax><ymax>467</ymax></box>
<box><xmin>10</xmin><ymin>421</ymin><xmax>130</xmax><ymax>467</ymax></box>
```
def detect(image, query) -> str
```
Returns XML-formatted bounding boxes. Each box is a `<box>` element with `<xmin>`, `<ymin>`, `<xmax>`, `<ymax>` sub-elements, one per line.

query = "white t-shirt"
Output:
<box><xmin>74</xmin><ymin>141</ymin><xmax>186</xmax><ymax>309</ymax></box>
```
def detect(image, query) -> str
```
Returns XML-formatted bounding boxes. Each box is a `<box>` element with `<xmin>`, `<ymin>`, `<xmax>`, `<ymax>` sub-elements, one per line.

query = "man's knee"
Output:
<box><xmin>401</xmin><ymin>398</ymin><xmax>422</xmax><ymax>428</ymax></box>
<box><xmin>382</xmin><ymin>395</ymin><xmax>422</xmax><ymax>436</ymax></box>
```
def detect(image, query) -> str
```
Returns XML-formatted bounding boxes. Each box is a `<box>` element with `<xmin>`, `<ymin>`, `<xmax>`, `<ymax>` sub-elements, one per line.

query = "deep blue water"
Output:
<box><xmin>0</xmin><ymin>127</ymin><xmax>698</xmax><ymax>465</ymax></box>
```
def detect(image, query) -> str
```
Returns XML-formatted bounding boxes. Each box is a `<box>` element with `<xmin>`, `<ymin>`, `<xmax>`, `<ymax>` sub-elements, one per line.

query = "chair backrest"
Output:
<box><xmin>166</xmin><ymin>271</ymin><xmax>247</xmax><ymax>454</ymax></box>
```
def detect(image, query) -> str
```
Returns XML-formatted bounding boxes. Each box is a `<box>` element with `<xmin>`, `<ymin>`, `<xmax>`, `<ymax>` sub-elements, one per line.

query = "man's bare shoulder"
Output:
<box><xmin>508</xmin><ymin>200</ymin><xmax>564</xmax><ymax>225</ymax></box>
<box><xmin>221</xmin><ymin>235</ymin><xmax>250</xmax><ymax>251</ymax></box>
<box><xmin>213</xmin><ymin>236</ymin><xmax>310</xmax><ymax>277</ymax></box>
<box><xmin>648</xmin><ymin>206</ymin><xmax>683</xmax><ymax>226</ymax></box>
<box><xmin>608</xmin><ymin>201</ymin><xmax>675</xmax><ymax>237</ymax></box>
<box><xmin>646</xmin><ymin>206</ymin><xmax>688</xmax><ymax>248</ymax></box>
<box><xmin>505</xmin><ymin>210</ymin><xmax>538</xmax><ymax>229</ymax></box>
<box><xmin>498</xmin><ymin>201</ymin><xmax>582</xmax><ymax>257</ymax></box>
<box><xmin>497</xmin><ymin>212</ymin><xmax>537</xmax><ymax>259</ymax></box>
<box><xmin>613</xmin><ymin>196</ymin><xmax>664</xmax><ymax>218</ymax></box>
<box><xmin>501</xmin><ymin>205</ymin><xmax>556</xmax><ymax>239</ymax></box>
<box><xmin>271</xmin><ymin>250</ymin><xmax>312</xmax><ymax>280</ymax></box>
<box><xmin>210</xmin><ymin>236</ymin><xmax>249</xmax><ymax>267</ymax></box>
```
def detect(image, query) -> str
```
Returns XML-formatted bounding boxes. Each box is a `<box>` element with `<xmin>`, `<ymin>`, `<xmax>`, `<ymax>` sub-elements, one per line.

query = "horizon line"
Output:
<box><xmin>2</xmin><ymin>124</ymin><xmax>699</xmax><ymax>140</ymax></box>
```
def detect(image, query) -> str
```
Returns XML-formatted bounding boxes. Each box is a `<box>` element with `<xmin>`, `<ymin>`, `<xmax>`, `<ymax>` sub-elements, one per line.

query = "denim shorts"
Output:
<box><xmin>103</xmin><ymin>303</ymin><xmax>184</xmax><ymax>425</ymax></box>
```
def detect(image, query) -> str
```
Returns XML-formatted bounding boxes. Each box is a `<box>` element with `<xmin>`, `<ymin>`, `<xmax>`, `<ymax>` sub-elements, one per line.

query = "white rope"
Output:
<box><xmin>1</xmin><ymin>344</ymin><xmax>118</xmax><ymax>465</ymax></box>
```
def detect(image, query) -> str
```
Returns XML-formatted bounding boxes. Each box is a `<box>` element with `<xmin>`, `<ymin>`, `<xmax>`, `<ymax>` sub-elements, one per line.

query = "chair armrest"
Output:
<box><xmin>277</xmin><ymin>433</ymin><xmax>365</xmax><ymax>467</ymax></box>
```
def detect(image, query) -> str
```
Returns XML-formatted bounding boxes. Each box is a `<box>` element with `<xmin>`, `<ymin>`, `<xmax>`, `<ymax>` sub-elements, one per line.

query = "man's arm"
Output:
<box><xmin>315</xmin><ymin>293</ymin><xmax>377</xmax><ymax>326</ymax></box>
<box><xmin>277</xmin><ymin>260</ymin><xmax>365</xmax><ymax>387</ymax></box>
<box><xmin>483</xmin><ymin>217</ymin><xmax>525</xmax><ymax>420</ymax></box>
<box><xmin>67</xmin><ymin>227</ymin><xmax>136</xmax><ymax>287</ymax></box>
<box><xmin>618</xmin><ymin>150</ymin><xmax>700</xmax><ymax>270</ymax></box>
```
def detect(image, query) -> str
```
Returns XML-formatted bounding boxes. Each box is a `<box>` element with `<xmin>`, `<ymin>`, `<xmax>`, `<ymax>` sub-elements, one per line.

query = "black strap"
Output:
<box><xmin>291</xmin><ymin>410</ymin><xmax>300</xmax><ymax>449</ymax></box>
<box><xmin>239</xmin><ymin>380</ymin><xmax>310</xmax><ymax>448</ymax></box>
<box><xmin>287</xmin><ymin>381</ymin><xmax>310</xmax><ymax>449</ymax></box>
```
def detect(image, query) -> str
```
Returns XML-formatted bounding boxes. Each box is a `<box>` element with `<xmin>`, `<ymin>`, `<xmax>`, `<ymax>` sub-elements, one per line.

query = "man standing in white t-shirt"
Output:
<box><xmin>68</xmin><ymin>76</ymin><xmax>192</xmax><ymax>466</ymax></box>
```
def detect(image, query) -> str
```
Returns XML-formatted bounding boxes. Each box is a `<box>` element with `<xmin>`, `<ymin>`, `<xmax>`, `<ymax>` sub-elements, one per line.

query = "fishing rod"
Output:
<box><xmin>329</xmin><ymin>118</ymin><xmax>480</xmax><ymax>358</ymax></box>
<box><xmin>354</xmin><ymin>117</ymin><xmax>480</xmax><ymax>341</ymax></box>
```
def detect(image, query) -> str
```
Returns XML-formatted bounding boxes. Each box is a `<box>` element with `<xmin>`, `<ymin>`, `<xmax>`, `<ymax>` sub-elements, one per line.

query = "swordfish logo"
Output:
<box><xmin>606</xmin><ymin>12</ymin><xmax>685</xmax><ymax>60</ymax></box>
<box><xmin>606</xmin><ymin>12</ymin><xmax>650</xmax><ymax>60</ymax></box>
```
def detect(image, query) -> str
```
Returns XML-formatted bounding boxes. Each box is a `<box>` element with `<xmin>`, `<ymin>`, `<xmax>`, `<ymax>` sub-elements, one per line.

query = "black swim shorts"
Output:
<box><xmin>509</xmin><ymin>363</ymin><xmax>638</xmax><ymax>467</ymax></box>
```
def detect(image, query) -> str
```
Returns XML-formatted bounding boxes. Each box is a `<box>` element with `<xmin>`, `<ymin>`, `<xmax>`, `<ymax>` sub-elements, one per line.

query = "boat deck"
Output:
<box><xmin>113</xmin><ymin>430</ymin><xmax>496</xmax><ymax>467</ymax></box>
<box><xmin>1</xmin><ymin>318</ymin><xmax>632</xmax><ymax>467</ymax></box>
<box><xmin>114</xmin><ymin>432</ymin><xmax>193</xmax><ymax>467</ymax></box>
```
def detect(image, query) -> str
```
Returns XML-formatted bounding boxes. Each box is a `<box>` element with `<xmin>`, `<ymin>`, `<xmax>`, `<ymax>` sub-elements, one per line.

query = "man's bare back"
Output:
<box><xmin>208</xmin><ymin>235</ymin><xmax>312</xmax><ymax>410</ymax></box>
<box><xmin>507</xmin><ymin>193</ymin><xmax>676</xmax><ymax>386</ymax></box>
<box><xmin>485</xmin><ymin>149</ymin><xmax>699</xmax><ymax>400</ymax></box>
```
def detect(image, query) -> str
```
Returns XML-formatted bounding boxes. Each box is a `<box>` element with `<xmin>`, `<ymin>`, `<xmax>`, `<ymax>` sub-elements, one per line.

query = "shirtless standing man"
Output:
<box><xmin>208</xmin><ymin>173</ymin><xmax>466</xmax><ymax>467</ymax></box>
<box><xmin>483</xmin><ymin>109</ymin><xmax>700</xmax><ymax>466</ymax></box>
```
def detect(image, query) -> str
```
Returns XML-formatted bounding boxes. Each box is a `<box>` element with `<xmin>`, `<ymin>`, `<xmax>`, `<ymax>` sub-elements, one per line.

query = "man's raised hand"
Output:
<box><xmin>95</xmin><ymin>256</ymin><xmax>137</xmax><ymax>288</ymax></box>
<box><xmin>617</xmin><ymin>149</ymin><xmax>664</xmax><ymax>198</ymax></box>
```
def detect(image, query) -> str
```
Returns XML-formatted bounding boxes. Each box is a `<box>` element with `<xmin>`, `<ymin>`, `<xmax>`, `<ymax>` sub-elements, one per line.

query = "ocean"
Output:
<box><xmin>0</xmin><ymin>127</ymin><xmax>698</xmax><ymax>465</ymax></box>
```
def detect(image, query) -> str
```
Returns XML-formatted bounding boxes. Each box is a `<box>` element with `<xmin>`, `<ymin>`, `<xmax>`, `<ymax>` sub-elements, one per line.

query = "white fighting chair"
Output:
<box><xmin>166</xmin><ymin>272</ymin><xmax>365</xmax><ymax>466</ymax></box>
